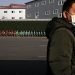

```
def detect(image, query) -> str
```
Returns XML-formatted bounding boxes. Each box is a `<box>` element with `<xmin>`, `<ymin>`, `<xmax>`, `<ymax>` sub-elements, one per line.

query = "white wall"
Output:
<box><xmin>0</xmin><ymin>9</ymin><xmax>26</xmax><ymax>20</ymax></box>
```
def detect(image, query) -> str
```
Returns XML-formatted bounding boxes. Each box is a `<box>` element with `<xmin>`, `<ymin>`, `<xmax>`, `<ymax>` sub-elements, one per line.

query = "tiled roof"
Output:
<box><xmin>0</xmin><ymin>4</ymin><xmax>26</xmax><ymax>9</ymax></box>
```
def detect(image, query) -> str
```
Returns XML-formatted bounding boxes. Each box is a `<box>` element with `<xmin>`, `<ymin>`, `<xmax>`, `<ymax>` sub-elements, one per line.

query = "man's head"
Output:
<box><xmin>62</xmin><ymin>0</ymin><xmax>75</xmax><ymax>25</ymax></box>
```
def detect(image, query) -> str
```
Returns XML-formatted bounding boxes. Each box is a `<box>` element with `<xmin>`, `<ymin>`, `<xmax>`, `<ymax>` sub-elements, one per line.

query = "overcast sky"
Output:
<box><xmin>0</xmin><ymin>0</ymin><xmax>33</xmax><ymax>6</ymax></box>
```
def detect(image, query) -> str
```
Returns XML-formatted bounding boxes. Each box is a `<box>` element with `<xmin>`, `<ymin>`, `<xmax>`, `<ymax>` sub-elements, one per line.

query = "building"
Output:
<box><xmin>0</xmin><ymin>4</ymin><xmax>26</xmax><ymax>20</ymax></box>
<box><xmin>25</xmin><ymin>0</ymin><xmax>66</xmax><ymax>19</ymax></box>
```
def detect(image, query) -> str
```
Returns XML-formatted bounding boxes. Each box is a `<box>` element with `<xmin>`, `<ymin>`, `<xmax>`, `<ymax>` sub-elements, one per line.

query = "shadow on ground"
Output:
<box><xmin>0</xmin><ymin>60</ymin><xmax>47</xmax><ymax>75</ymax></box>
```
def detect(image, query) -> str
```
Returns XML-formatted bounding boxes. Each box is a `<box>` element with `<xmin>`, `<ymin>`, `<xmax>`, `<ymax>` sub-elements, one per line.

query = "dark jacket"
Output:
<box><xmin>45</xmin><ymin>17</ymin><xmax>75</xmax><ymax>75</ymax></box>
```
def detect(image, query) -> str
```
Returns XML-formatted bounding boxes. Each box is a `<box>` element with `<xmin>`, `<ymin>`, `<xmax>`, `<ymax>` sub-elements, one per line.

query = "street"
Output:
<box><xmin>0</xmin><ymin>37</ymin><xmax>48</xmax><ymax>60</ymax></box>
<box><xmin>0</xmin><ymin>37</ymin><xmax>48</xmax><ymax>75</ymax></box>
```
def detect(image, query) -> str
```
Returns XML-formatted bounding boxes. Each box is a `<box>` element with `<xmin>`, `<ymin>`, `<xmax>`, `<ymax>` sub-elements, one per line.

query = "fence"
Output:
<box><xmin>0</xmin><ymin>21</ymin><xmax>49</xmax><ymax>37</ymax></box>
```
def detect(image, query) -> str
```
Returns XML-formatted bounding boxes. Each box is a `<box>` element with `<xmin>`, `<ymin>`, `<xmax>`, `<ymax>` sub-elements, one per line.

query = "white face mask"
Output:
<box><xmin>71</xmin><ymin>15</ymin><xmax>75</xmax><ymax>26</ymax></box>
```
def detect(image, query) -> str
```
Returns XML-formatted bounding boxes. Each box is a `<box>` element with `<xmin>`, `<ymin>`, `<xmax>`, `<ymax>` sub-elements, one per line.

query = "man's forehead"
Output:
<box><xmin>69</xmin><ymin>3</ymin><xmax>75</xmax><ymax>13</ymax></box>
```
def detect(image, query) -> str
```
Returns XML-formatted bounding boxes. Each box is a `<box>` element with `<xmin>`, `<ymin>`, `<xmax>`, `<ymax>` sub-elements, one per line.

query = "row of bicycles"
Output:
<box><xmin>0</xmin><ymin>30</ymin><xmax>46</xmax><ymax>37</ymax></box>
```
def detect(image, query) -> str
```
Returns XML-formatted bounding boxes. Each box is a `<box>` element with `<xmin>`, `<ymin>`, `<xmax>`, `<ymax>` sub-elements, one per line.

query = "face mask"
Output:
<box><xmin>71</xmin><ymin>15</ymin><xmax>75</xmax><ymax>26</ymax></box>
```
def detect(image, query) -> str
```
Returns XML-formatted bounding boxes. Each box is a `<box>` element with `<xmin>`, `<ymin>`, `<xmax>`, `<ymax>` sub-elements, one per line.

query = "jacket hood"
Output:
<box><xmin>45</xmin><ymin>17</ymin><xmax>74</xmax><ymax>39</ymax></box>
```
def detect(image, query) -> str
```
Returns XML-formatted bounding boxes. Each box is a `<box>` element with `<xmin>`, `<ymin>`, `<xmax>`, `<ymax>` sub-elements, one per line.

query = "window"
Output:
<box><xmin>49</xmin><ymin>0</ymin><xmax>54</xmax><ymax>3</ymax></box>
<box><xmin>58</xmin><ymin>13</ymin><xmax>62</xmax><ymax>18</ymax></box>
<box><xmin>27</xmin><ymin>5</ymin><xmax>31</xmax><ymax>9</ymax></box>
<box><xmin>11</xmin><ymin>11</ymin><xmax>15</xmax><ymax>13</ymax></box>
<box><xmin>58</xmin><ymin>1</ymin><xmax>65</xmax><ymax>5</ymax></box>
<box><xmin>35</xmin><ymin>2</ymin><xmax>39</xmax><ymax>7</ymax></box>
<box><xmin>53</xmin><ymin>9</ymin><xmax>58</xmax><ymax>14</ymax></box>
<box><xmin>27</xmin><ymin>14</ymin><xmax>31</xmax><ymax>17</ymax></box>
<box><xmin>4</xmin><ymin>11</ymin><xmax>7</xmax><ymax>13</ymax></box>
<box><xmin>2</xmin><ymin>16</ymin><xmax>7</xmax><ymax>19</ymax></box>
<box><xmin>35</xmin><ymin>12</ymin><xmax>39</xmax><ymax>19</ymax></box>
<box><xmin>35</xmin><ymin>12</ymin><xmax>39</xmax><ymax>16</ymax></box>
<box><xmin>41</xmin><ymin>1</ymin><xmax>46</xmax><ymax>5</ymax></box>
<box><xmin>19</xmin><ymin>11</ymin><xmax>22</xmax><ymax>13</ymax></box>
<box><xmin>19</xmin><ymin>17</ymin><xmax>23</xmax><ymax>19</ymax></box>
<box><xmin>45</xmin><ymin>10</ymin><xmax>50</xmax><ymax>15</ymax></box>
<box><xmin>12</xmin><ymin>17</ymin><xmax>15</xmax><ymax>19</ymax></box>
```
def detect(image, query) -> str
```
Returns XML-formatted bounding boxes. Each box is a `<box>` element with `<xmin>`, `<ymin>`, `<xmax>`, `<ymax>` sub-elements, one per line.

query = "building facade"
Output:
<box><xmin>0</xmin><ymin>4</ymin><xmax>26</xmax><ymax>20</ymax></box>
<box><xmin>26</xmin><ymin>0</ymin><xmax>66</xmax><ymax>19</ymax></box>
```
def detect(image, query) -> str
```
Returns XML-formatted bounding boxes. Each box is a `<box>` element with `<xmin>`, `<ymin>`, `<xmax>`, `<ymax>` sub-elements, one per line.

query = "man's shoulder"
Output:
<box><xmin>53</xmin><ymin>27</ymin><xmax>74</xmax><ymax>39</ymax></box>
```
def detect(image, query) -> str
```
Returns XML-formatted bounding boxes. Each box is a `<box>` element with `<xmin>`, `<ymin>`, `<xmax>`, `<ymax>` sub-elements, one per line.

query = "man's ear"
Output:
<box><xmin>63</xmin><ymin>11</ymin><xmax>67</xmax><ymax>18</ymax></box>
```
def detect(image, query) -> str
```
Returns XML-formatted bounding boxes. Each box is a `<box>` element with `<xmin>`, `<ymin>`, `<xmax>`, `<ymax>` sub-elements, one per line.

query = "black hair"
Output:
<box><xmin>62</xmin><ymin>0</ymin><xmax>75</xmax><ymax>12</ymax></box>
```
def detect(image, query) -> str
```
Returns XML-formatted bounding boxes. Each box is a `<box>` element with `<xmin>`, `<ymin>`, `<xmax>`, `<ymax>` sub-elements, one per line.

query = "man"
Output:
<box><xmin>45</xmin><ymin>0</ymin><xmax>75</xmax><ymax>75</ymax></box>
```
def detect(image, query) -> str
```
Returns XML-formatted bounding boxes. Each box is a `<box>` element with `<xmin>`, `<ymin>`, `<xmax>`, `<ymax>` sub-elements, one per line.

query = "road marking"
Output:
<box><xmin>42</xmin><ymin>39</ymin><xmax>48</xmax><ymax>41</ymax></box>
<box><xmin>40</xmin><ymin>45</ymin><xmax>47</xmax><ymax>47</ymax></box>
<box><xmin>38</xmin><ymin>56</ymin><xmax>46</xmax><ymax>58</ymax></box>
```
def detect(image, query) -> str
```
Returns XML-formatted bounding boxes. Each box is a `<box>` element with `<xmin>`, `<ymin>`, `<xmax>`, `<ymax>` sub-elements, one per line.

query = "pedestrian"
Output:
<box><xmin>45</xmin><ymin>0</ymin><xmax>75</xmax><ymax>75</ymax></box>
